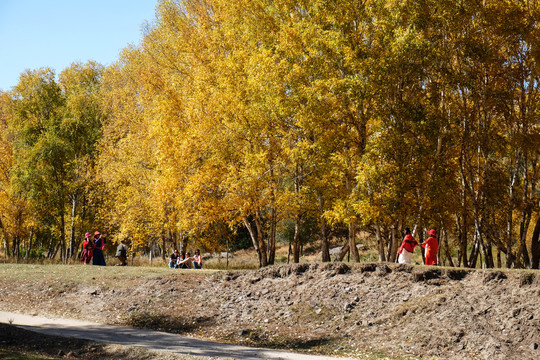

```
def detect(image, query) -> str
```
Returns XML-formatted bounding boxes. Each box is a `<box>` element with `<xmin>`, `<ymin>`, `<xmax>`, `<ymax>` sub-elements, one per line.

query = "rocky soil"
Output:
<box><xmin>1</xmin><ymin>263</ymin><xmax>539</xmax><ymax>359</ymax></box>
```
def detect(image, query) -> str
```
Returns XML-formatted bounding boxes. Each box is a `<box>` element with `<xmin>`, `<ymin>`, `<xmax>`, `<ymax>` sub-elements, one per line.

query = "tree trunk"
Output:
<box><xmin>472</xmin><ymin>200</ymin><xmax>493</xmax><ymax>268</ymax></box>
<box><xmin>161</xmin><ymin>233</ymin><xmax>166</xmax><ymax>260</ymax></box>
<box><xmin>267</xmin><ymin>206</ymin><xmax>277</xmax><ymax>265</ymax></box>
<box><xmin>349</xmin><ymin>221</ymin><xmax>360</xmax><ymax>262</ymax></box>
<box><xmin>468</xmin><ymin>236</ymin><xmax>480</xmax><ymax>268</ymax></box>
<box><xmin>25</xmin><ymin>229</ymin><xmax>34</xmax><ymax>260</ymax></box>
<box><xmin>68</xmin><ymin>194</ymin><xmax>78</xmax><ymax>259</ymax></box>
<box><xmin>13</xmin><ymin>236</ymin><xmax>19</xmax><ymax>262</ymax></box>
<box><xmin>455</xmin><ymin>217</ymin><xmax>462</xmax><ymax>267</ymax></box>
<box><xmin>530</xmin><ymin>212</ymin><xmax>540</xmax><ymax>269</ymax></box>
<box><xmin>254</xmin><ymin>215</ymin><xmax>268</xmax><ymax>267</ymax></box>
<box><xmin>476</xmin><ymin>218</ymin><xmax>493</xmax><ymax>268</ymax></box>
<box><xmin>168</xmin><ymin>229</ymin><xmax>178</xmax><ymax>253</ymax></box>
<box><xmin>178</xmin><ymin>232</ymin><xmax>187</xmax><ymax>253</ymax></box>
<box><xmin>243</xmin><ymin>216</ymin><xmax>262</xmax><ymax>266</ymax></box>
<box><xmin>484</xmin><ymin>228</ymin><xmax>494</xmax><ymax>268</ymax></box>
<box><xmin>293</xmin><ymin>214</ymin><xmax>301</xmax><ymax>263</ymax></box>
<box><xmin>49</xmin><ymin>239</ymin><xmax>57</xmax><ymax>259</ymax></box>
<box><xmin>388</xmin><ymin>225</ymin><xmax>399</xmax><ymax>263</ymax></box>
<box><xmin>506</xmin><ymin>169</ymin><xmax>517</xmax><ymax>268</ymax></box>
<box><xmin>320</xmin><ymin>219</ymin><xmax>331</xmax><ymax>262</ymax></box>
<box><xmin>335</xmin><ymin>237</ymin><xmax>350</xmax><ymax>262</ymax></box>
<box><xmin>517</xmin><ymin>206</ymin><xmax>532</xmax><ymax>268</ymax></box>
<box><xmin>287</xmin><ymin>241</ymin><xmax>291</xmax><ymax>264</ymax></box>
<box><xmin>506</xmin><ymin>212</ymin><xmax>514</xmax><ymax>268</ymax></box>
<box><xmin>60</xmin><ymin>210</ymin><xmax>66</xmax><ymax>263</ymax></box>
<box><xmin>0</xmin><ymin>217</ymin><xmax>10</xmax><ymax>258</ymax></box>
<box><xmin>459</xmin><ymin>214</ymin><xmax>468</xmax><ymax>267</ymax></box>
<box><xmin>375</xmin><ymin>222</ymin><xmax>386</xmax><ymax>262</ymax></box>
<box><xmin>443</xmin><ymin>229</ymin><xmax>455</xmax><ymax>267</ymax></box>
<box><xmin>318</xmin><ymin>195</ymin><xmax>331</xmax><ymax>262</ymax></box>
<box><xmin>418</xmin><ymin>229</ymin><xmax>425</xmax><ymax>264</ymax></box>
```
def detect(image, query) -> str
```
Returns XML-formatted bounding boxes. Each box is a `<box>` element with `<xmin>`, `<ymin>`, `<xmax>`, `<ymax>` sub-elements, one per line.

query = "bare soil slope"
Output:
<box><xmin>1</xmin><ymin>263</ymin><xmax>539</xmax><ymax>359</ymax></box>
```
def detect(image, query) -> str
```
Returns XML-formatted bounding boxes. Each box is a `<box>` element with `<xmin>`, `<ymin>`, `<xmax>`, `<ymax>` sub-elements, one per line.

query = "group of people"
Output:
<box><xmin>81</xmin><ymin>227</ymin><xmax>434</xmax><ymax>268</ymax></box>
<box><xmin>80</xmin><ymin>231</ymin><xmax>129</xmax><ymax>266</ymax></box>
<box><xmin>397</xmin><ymin>227</ymin><xmax>439</xmax><ymax>265</ymax></box>
<box><xmin>169</xmin><ymin>249</ymin><xmax>203</xmax><ymax>269</ymax></box>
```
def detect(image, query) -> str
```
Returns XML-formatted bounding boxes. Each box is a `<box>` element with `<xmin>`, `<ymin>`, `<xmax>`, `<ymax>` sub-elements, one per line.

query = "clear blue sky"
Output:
<box><xmin>0</xmin><ymin>0</ymin><xmax>158</xmax><ymax>92</ymax></box>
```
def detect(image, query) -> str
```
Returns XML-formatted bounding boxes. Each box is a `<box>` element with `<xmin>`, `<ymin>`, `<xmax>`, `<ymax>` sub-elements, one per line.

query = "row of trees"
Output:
<box><xmin>1</xmin><ymin>0</ymin><xmax>540</xmax><ymax>268</ymax></box>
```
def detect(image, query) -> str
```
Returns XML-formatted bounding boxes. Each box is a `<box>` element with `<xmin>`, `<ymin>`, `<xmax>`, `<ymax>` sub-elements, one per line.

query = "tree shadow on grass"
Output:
<box><xmin>125</xmin><ymin>312</ymin><xmax>340</xmax><ymax>354</ymax></box>
<box><xmin>268</xmin><ymin>337</ymin><xmax>338</xmax><ymax>351</ymax></box>
<box><xmin>1</xmin><ymin>323</ymin><xmax>100</xmax><ymax>359</ymax></box>
<box><xmin>232</xmin><ymin>329</ymin><xmax>339</xmax><ymax>353</ymax></box>
<box><xmin>125</xmin><ymin>309</ymin><xmax>215</xmax><ymax>334</ymax></box>
<box><xmin>0</xmin><ymin>323</ymin><xmax>161</xmax><ymax>360</ymax></box>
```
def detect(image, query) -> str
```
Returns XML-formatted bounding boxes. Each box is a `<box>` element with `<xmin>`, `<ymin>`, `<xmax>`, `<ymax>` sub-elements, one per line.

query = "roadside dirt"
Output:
<box><xmin>1</xmin><ymin>263</ymin><xmax>539</xmax><ymax>359</ymax></box>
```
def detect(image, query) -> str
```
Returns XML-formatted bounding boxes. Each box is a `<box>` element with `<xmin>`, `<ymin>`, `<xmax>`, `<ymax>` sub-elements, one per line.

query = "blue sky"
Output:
<box><xmin>0</xmin><ymin>0</ymin><xmax>158</xmax><ymax>91</ymax></box>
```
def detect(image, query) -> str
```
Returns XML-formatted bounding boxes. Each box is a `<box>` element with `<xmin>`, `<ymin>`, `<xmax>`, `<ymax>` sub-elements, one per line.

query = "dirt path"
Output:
<box><xmin>2</xmin><ymin>263</ymin><xmax>540</xmax><ymax>359</ymax></box>
<box><xmin>0</xmin><ymin>311</ymin><xmax>354</xmax><ymax>360</ymax></box>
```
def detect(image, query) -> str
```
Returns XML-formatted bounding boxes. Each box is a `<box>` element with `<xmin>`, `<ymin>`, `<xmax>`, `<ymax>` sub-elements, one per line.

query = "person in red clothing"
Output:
<box><xmin>397</xmin><ymin>227</ymin><xmax>419</xmax><ymax>264</ymax></box>
<box><xmin>80</xmin><ymin>232</ymin><xmax>94</xmax><ymax>264</ymax></box>
<box><xmin>421</xmin><ymin>229</ymin><xmax>439</xmax><ymax>265</ymax></box>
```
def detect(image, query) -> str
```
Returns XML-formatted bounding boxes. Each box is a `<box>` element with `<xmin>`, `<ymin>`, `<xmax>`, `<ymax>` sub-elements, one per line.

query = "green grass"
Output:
<box><xmin>0</xmin><ymin>263</ymin><xmax>219</xmax><ymax>289</ymax></box>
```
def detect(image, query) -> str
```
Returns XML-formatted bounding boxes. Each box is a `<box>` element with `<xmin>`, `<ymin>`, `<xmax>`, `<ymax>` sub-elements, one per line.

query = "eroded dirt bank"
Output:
<box><xmin>1</xmin><ymin>263</ymin><xmax>539</xmax><ymax>359</ymax></box>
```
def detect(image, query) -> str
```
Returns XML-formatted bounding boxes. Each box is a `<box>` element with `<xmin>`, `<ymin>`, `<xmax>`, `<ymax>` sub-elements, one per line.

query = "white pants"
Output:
<box><xmin>398</xmin><ymin>249</ymin><xmax>413</xmax><ymax>264</ymax></box>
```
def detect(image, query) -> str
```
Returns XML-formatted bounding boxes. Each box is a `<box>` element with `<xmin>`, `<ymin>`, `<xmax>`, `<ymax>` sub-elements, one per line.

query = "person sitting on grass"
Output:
<box><xmin>169</xmin><ymin>250</ymin><xmax>179</xmax><ymax>268</ymax></box>
<box><xmin>176</xmin><ymin>252</ymin><xmax>192</xmax><ymax>269</ymax></box>
<box><xmin>192</xmin><ymin>249</ymin><xmax>202</xmax><ymax>269</ymax></box>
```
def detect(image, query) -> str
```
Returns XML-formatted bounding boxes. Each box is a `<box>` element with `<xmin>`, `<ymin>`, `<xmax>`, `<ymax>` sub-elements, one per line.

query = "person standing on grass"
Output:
<box><xmin>421</xmin><ymin>229</ymin><xmax>439</xmax><ymax>265</ymax></box>
<box><xmin>397</xmin><ymin>228</ymin><xmax>418</xmax><ymax>264</ymax></box>
<box><xmin>115</xmin><ymin>239</ymin><xmax>128</xmax><ymax>266</ymax></box>
<box><xmin>92</xmin><ymin>231</ymin><xmax>106</xmax><ymax>266</ymax></box>
<box><xmin>80</xmin><ymin>232</ymin><xmax>94</xmax><ymax>264</ymax></box>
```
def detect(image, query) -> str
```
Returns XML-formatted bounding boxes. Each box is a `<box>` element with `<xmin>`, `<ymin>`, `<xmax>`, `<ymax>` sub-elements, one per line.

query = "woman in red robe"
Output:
<box><xmin>80</xmin><ymin>232</ymin><xmax>94</xmax><ymax>264</ymax></box>
<box><xmin>421</xmin><ymin>229</ymin><xmax>439</xmax><ymax>265</ymax></box>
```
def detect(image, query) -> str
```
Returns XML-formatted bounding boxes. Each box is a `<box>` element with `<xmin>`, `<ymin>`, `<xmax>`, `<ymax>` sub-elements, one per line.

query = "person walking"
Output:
<box><xmin>92</xmin><ymin>231</ymin><xmax>107</xmax><ymax>266</ymax></box>
<box><xmin>397</xmin><ymin>228</ymin><xmax>418</xmax><ymax>264</ymax></box>
<box><xmin>115</xmin><ymin>239</ymin><xmax>128</xmax><ymax>266</ymax></box>
<box><xmin>421</xmin><ymin>229</ymin><xmax>439</xmax><ymax>265</ymax></box>
<box><xmin>80</xmin><ymin>232</ymin><xmax>94</xmax><ymax>264</ymax></box>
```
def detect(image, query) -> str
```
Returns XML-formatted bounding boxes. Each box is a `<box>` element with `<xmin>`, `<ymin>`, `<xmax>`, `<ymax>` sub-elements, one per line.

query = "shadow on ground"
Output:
<box><xmin>126</xmin><ymin>310</ymin><xmax>215</xmax><ymax>334</ymax></box>
<box><xmin>0</xmin><ymin>323</ymin><xmax>167</xmax><ymax>360</ymax></box>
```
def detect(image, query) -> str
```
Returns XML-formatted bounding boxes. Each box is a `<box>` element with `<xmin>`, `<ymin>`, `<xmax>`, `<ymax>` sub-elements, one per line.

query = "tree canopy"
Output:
<box><xmin>1</xmin><ymin>0</ymin><xmax>540</xmax><ymax>268</ymax></box>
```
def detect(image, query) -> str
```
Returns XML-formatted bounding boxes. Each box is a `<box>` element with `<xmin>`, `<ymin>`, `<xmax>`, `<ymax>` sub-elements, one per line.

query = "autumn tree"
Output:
<box><xmin>6</xmin><ymin>63</ymin><xmax>104</xmax><ymax>261</ymax></box>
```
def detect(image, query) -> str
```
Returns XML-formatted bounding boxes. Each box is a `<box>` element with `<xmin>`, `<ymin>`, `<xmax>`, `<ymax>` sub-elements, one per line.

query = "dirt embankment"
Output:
<box><xmin>1</xmin><ymin>263</ymin><xmax>539</xmax><ymax>359</ymax></box>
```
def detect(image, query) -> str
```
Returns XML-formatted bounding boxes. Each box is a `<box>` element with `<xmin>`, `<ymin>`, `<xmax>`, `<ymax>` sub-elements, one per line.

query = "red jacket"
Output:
<box><xmin>82</xmin><ymin>239</ymin><xmax>93</xmax><ymax>250</ymax></box>
<box><xmin>422</xmin><ymin>235</ymin><xmax>439</xmax><ymax>265</ymax></box>
<box><xmin>398</xmin><ymin>234</ymin><xmax>418</xmax><ymax>254</ymax></box>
